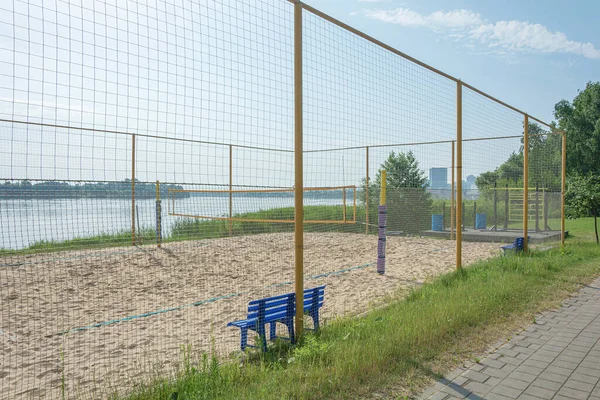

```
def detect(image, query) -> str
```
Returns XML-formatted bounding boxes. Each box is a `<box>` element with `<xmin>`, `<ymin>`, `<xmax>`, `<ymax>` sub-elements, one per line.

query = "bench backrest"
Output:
<box><xmin>301</xmin><ymin>286</ymin><xmax>325</xmax><ymax>315</ymax></box>
<box><xmin>247</xmin><ymin>286</ymin><xmax>326</xmax><ymax>321</ymax></box>
<box><xmin>248</xmin><ymin>292</ymin><xmax>295</xmax><ymax>322</ymax></box>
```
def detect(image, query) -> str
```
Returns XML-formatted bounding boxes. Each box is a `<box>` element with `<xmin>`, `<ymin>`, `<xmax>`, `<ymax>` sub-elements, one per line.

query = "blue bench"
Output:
<box><xmin>227</xmin><ymin>286</ymin><xmax>325</xmax><ymax>352</ymax></box>
<box><xmin>501</xmin><ymin>236</ymin><xmax>530</xmax><ymax>254</ymax></box>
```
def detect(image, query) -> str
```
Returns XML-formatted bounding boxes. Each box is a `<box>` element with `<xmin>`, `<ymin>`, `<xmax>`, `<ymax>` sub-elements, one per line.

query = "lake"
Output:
<box><xmin>0</xmin><ymin>196</ymin><xmax>343</xmax><ymax>250</ymax></box>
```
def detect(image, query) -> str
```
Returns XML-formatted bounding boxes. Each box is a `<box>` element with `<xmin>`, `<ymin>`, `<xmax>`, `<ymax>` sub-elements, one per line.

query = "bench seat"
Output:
<box><xmin>501</xmin><ymin>236</ymin><xmax>530</xmax><ymax>254</ymax></box>
<box><xmin>227</xmin><ymin>286</ymin><xmax>325</xmax><ymax>352</ymax></box>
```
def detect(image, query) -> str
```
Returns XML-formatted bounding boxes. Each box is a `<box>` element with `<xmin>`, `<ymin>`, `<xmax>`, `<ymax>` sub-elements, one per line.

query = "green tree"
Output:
<box><xmin>554</xmin><ymin>81</ymin><xmax>600</xmax><ymax>176</ymax></box>
<box><xmin>360</xmin><ymin>151</ymin><xmax>432</xmax><ymax>234</ymax></box>
<box><xmin>565</xmin><ymin>173</ymin><xmax>600</xmax><ymax>245</ymax></box>
<box><xmin>475</xmin><ymin>122</ymin><xmax>561</xmax><ymax>195</ymax></box>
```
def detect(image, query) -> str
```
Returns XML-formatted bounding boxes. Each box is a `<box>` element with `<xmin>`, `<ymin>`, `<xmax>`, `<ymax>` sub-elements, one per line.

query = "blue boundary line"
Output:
<box><xmin>55</xmin><ymin>262</ymin><xmax>375</xmax><ymax>336</ymax></box>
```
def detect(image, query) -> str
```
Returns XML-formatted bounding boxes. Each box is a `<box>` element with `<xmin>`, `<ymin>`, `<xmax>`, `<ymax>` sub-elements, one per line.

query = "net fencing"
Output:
<box><xmin>0</xmin><ymin>0</ymin><xmax>563</xmax><ymax>399</ymax></box>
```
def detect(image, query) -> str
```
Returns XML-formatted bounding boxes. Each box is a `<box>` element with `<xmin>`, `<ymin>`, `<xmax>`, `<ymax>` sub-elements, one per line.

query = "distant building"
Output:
<box><xmin>465</xmin><ymin>175</ymin><xmax>477</xmax><ymax>190</ymax></box>
<box><xmin>429</xmin><ymin>168</ymin><xmax>448</xmax><ymax>189</ymax></box>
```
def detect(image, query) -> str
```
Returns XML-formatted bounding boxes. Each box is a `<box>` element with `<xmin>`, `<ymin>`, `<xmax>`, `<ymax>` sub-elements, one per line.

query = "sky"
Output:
<box><xmin>307</xmin><ymin>0</ymin><xmax>600</xmax><ymax>124</ymax></box>
<box><xmin>0</xmin><ymin>0</ymin><xmax>593</xmax><ymax>189</ymax></box>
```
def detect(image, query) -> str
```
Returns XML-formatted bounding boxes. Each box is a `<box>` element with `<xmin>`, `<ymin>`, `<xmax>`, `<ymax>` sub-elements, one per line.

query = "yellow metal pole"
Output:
<box><xmin>561</xmin><ymin>131</ymin><xmax>566</xmax><ymax>246</ymax></box>
<box><xmin>229</xmin><ymin>144</ymin><xmax>233</xmax><ymax>236</ymax></box>
<box><xmin>365</xmin><ymin>146</ymin><xmax>369</xmax><ymax>234</ymax></box>
<box><xmin>294</xmin><ymin>0</ymin><xmax>304</xmax><ymax>341</ymax></box>
<box><xmin>456</xmin><ymin>82</ymin><xmax>463</xmax><ymax>270</ymax></box>
<box><xmin>380</xmin><ymin>170</ymin><xmax>387</xmax><ymax>206</ymax></box>
<box><xmin>131</xmin><ymin>134</ymin><xmax>136</xmax><ymax>246</ymax></box>
<box><xmin>353</xmin><ymin>186</ymin><xmax>357</xmax><ymax>223</ymax></box>
<box><xmin>156</xmin><ymin>180</ymin><xmax>161</xmax><ymax>248</ymax></box>
<box><xmin>523</xmin><ymin>115</ymin><xmax>529</xmax><ymax>251</ymax></box>
<box><xmin>451</xmin><ymin>140</ymin><xmax>455</xmax><ymax>240</ymax></box>
<box><xmin>342</xmin><ymin>188</ymin><xmax>347</xmax><ymax>223</ymax></box>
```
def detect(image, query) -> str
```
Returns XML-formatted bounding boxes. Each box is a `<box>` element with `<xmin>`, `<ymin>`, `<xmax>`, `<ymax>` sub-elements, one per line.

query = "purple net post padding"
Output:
<box><xmin>377</xmin><ymin>205</ymin><xmax>387</xmax><ymax>275</ymax></box>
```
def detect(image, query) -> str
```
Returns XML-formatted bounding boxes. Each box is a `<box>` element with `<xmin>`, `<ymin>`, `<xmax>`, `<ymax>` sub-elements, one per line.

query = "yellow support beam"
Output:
<box><xmin>456</xmin><ymin>82</ymin><xmax>463</xmax><ymax>270</ymax></box>
<box><xmin>169</xmin><ymin>185</ymin><xmax>356</xmax><ymax>194</ymax></box>
<box><xmin>294</xmin><ymin>0</ymin><xmax>304</xmax><ymax>341</ymax></box>
<box><xmin>365</xmin><ymin>146</ymin><xmax>369</xmax><ymax>234</ymax></box>
<box><xmin>229</xmin><ymin>145</ymin><xmax>233</xmax><ymax>236</ymax></box>
<box><xmin>131</xmin><ymin>135</ymin><xmax>136</xmax><ymax>246</ymax></box>
<box><xmin>380</xmin><ymin>170</ymin><xmax>387</xmax><ymax>206</ymax></box>
<box><xmin>451</xmin><ymin>140</ymin><xmax>455</xmax><ymax>241</ymax></box>
<box><xmin>156</xmin><ymin>180</ymin><xmax>161</xmax><ymax>248</ymax></box>
<box><xmin>523</xmin><ymin>115</ymin><xmax>529</xmax><ymax>251</ymax></box>
<box><xmin>561</xmin><ymin>131</ymin><xmax>566</xmax><ymax>246</ymax></box>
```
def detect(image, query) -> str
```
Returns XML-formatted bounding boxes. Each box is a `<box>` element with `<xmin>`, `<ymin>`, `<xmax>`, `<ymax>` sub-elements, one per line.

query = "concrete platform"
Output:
<box><xmin>422</xmin><ymin>228</ymin><xmax>563</xmax><ymax>244</ymax></box>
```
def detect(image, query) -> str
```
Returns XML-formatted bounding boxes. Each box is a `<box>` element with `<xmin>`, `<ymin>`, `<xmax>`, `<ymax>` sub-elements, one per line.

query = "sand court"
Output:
<box><xmin>0</xmin><ymin>232</ymin><xmax>501</xmax><ymax>399</ymax></box>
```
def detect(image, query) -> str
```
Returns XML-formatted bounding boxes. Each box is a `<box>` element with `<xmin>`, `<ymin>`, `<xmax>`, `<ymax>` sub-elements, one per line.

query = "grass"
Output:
<box><xmin>2</xmin><ymin>200</ymin><xmax>568</xmax><ymax>256</ymax></box>
<box><xmin>0</xmin><ymin>206</ymin><xmax>366</xmax><ymax>255</ymax></box>
<box><xmin>0</xmin><ymin>228</ymin><xmax>157</xmax><ymax>255</ymax></box>
<box><xmin>113</xmin><ymin>218</ymin><xmax>600</xmax><ymax>400</ymax></box>
<box><xmin>170</xmin><ymin>205</ymin><xmax>367</xmax><ymax>240</ymax></box>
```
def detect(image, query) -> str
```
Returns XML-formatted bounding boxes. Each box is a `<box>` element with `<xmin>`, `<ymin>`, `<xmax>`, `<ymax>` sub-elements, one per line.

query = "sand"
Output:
<box><xmin>0</xmin><ymin>233</ymin><xmax>501</xmax><ymax>399</ymax></box>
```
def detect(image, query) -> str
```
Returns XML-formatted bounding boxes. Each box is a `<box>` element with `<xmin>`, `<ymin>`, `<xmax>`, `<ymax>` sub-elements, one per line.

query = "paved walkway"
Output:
<box><xmin>420</xmin><ymin>277</ymin><xmax>600</xmax><ymax>400</ymax></box>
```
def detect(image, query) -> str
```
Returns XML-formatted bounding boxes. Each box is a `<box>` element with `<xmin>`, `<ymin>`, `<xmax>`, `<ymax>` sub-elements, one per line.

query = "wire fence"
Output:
<box><xmin>0</xmin><ymin>0</ymin><xmax>564</xmax><ymax>399</ymax></box>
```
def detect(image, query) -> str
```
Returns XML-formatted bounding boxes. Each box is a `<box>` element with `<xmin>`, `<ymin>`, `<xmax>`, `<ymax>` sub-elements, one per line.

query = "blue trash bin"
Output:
<box><xmin>431</xmin><ymin>214</ymin><xmax>444</xmax><ymax>231</ymax></box>
<box><xmin>475</xmin><ymin>213</ymin><xmax>487</xmax><ymax>230</ymax></box>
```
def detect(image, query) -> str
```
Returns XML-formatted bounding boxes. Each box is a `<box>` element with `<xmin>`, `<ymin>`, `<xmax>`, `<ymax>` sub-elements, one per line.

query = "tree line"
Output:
<box><xmin>0</xmin><ymin>179</ymin><xmax>189</xmax><ymax>199</ymax></box>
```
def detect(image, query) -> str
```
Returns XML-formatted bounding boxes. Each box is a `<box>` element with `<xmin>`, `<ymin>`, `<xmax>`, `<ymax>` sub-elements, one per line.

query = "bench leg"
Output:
<box><xmin>269</xmin><ymin>322</ymin><xmax>277</xmax><ymax>340</ymax></box>
<box><xmin>258</xmin><ymin>324</ymin><xmax>267</xmax><ymax>352</ymax></box>
<box><xmin>287</xmin><ymin>317</ymin><xmax>295</xmax><ymax>345</ymax></box>
<box><xmin>312</xmin><ymin>311</ymin><xmax>320</xmax><ymax>331</ymax></box>
<box><xmin>240</xmin><ymin>327</ymin><xmax>248</xmax><ymax>352</ymax></box>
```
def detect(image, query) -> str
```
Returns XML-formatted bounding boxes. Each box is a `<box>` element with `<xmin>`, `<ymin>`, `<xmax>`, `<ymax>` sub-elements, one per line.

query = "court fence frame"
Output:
<box><xmin>0</xmin><ymin>0</ymin><xmax>566</xmax><ymax>346</ymax></box>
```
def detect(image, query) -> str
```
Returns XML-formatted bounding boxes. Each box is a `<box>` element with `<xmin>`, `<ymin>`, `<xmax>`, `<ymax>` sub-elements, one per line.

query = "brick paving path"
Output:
<box><xmin>420</xmin><ymin>277</ymin><xmax>600</xmax><ymax>400</ymax></box>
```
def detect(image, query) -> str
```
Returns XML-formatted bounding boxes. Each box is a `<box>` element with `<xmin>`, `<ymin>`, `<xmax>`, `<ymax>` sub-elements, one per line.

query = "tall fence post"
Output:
<box><xmin>451</xmin><ymin>140</ymin><xmax>455</xmax><ymax>240</ymax></box>
<box><xmin>377</xmin><ymin>170</ymin><xmax>387</xmax><ymax>275</ymax></box>
<box><xmin>504</xmin><ymin>183</ymin><xmax>509</xmax><ymax>230</ymax></box>
<box><xmin>456</xmin><ymin>82</ymin><xmax>463</xmax><ymax>270</ymax></box>
<box><xmin>493</xmin><ymin>181</ymin><xmax>497</xmax><ymax>231</ymax></box>
<box><xmin>535</xmin><ymin>183</ymin><xmax>539</xmax><ymax>232</ymax></box>
<box><xmin>561</xmin><ymin>131</ymin><xmax>566</xmax><ymax>246</ymax></box>
<box><xmin>229</xmin><ymin>144</ymin><xmax>233</xmax><ymax>236</ymax></box>
<box><xmin>156</xmin><ymin>180</ymin><xmax>162</xmax><ymax>247</ymax></box>
<box><xmin>543</xmin><ymin>189</ymin><xmax>549</xmax><ymax>231</ymax></box>
<box><xmin>342</xmin><ymin>188</ymin><xmax>347</xmax><ymax>222</ymax></box>
<box><xmin>442</xmin><ymin>202</ymin><xmax>446</xmax><ymax>230</ymax></box>
<box><xmin>523</xmin><ymin>115</ymin><xmax>529</xmax><ymax>251</ymax></box>
<box><xmin>473</xmin><ymin>201</ymin><xmax>477</xmax><ymax>230</ymax></box>
<box><xmin>131</xmin><ymin>134</ymin><xmax>136</xmax><ymax>246</ymax></box>
<box><xmin>365</xmin><ymin>146</ymin><xmax>369</xmax><ymax>234</ymax></box>
<box><xmin>294</xmin><ymin>0</ymin><xmax>304</xmax><ymax>341</ymax></box>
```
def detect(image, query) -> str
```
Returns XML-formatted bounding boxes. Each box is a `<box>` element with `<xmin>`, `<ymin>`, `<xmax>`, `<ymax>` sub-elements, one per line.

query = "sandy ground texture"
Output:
<box><xmin>0</xmin><ymin>233</ymin><xmax>501</xmax><ymax>399</ymax></box>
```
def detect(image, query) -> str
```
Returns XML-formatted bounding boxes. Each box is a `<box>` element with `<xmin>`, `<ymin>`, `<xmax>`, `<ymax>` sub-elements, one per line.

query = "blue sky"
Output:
<box><xmin>0</xmin><ymin>0</ymin><xmax>585</xmax><ymax>187</ymax></box>
<box><xmin>307</xmin><ymin>0</ymin><xmax>600</xmax><ymax>124</ymax></box>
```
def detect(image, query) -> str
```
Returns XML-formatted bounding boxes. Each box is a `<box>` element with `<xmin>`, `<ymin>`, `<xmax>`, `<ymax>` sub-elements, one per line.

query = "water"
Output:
<box><xmin>0</xmin><ymin>196</ymin><xmax>342</xmax><ymax>250</ymax></box>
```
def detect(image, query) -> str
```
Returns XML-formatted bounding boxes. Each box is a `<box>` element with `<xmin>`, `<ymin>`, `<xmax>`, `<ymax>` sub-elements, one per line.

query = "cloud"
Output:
<box><xmin>364</xmin><ymin>7</ymin><xmax>600</xmax><ymax>60</ymax></box>
<box><xmin>365</xmin><ymin>8</ymin><xmax>481</xmax><ymax>30</ymax></box>
<box><xmin>471</xmin><ymin>21</ymin><xmax>600</xmax><ymax>59</ymax></box>
<box><xmin>358</xmin><ymin>0</ymin><xmax>391</xmax><ymax>3</ymax></box>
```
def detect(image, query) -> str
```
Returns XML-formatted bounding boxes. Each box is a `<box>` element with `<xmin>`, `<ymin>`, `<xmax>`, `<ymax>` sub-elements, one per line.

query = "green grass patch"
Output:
<box><xmin>170</xmin><ymin>205</ymin><xmax>367</xmax><ymax>240</ymax></box>
<box><xmin>0</xmin><ymin>228</ymin><xmax>157</xmax><ymax>255</ymax></box>
<box><xmin>114</xmin><ymin>219</ymin><xmax>600</xmax><ymax>400</ymax></box>
<box><xmin>1</xmin><ymin>205</ymin><xmax>366</xmax><ymax>255</ymax></box>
